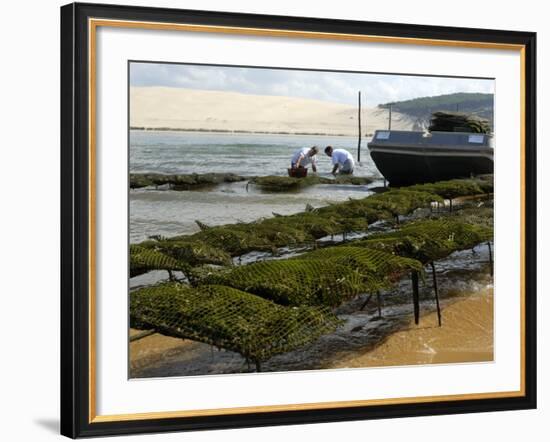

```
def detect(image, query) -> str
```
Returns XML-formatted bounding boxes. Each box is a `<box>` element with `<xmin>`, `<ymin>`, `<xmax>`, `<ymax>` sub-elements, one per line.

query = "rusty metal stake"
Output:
<box><xmin>430</xmin><ymin>262</ymin><xmax>442</xmax><ymax>326</ymax></box>
<box><xmin>360</xmin><ymin>293</ymin><xmax>373</xmax><ymax>311</ymax></box>
<box><xmin>411</xmin><ymin>270</ymin><xmax>420</xmax><ymax>325</ymax></box>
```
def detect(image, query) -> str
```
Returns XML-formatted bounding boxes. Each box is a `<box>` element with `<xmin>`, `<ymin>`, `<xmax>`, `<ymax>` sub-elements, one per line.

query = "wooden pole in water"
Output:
<box><xmin>411</xmin><ymin>270</ymin><xmax>420</xmax><ymax>325</ymax></box>
<box><xmin>430</xmin><ymin>262</ymin><xmax>442</xmax><ymax>326</ymax></box>
<box><xmin>388</xmin><ymin>103</ymin><xmax>392</xmax><ymax>130</ymax></box>
<box><xmin>357</xmin><ymin>91</ymin><xmax>362</xmax><ymax>163</ymax></box>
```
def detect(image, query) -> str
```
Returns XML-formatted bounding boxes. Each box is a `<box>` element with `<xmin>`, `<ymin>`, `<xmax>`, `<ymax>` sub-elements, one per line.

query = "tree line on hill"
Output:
<box><xmin>378</xmin><ymin>93</ymin><xmax>494</xmax><ymax>130</ymax></box>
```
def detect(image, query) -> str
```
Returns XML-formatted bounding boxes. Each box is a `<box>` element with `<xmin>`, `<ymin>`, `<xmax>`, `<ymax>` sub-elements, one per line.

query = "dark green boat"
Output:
<box><xmin>367</xmin><ymin>130</ymin><xmax>494</xmax><ymax>186</ymax></box>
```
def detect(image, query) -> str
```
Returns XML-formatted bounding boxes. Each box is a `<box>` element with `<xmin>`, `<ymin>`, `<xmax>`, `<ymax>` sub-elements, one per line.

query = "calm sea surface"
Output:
<box><xmin>130</xmin><ymin>130</ymin><xmax>380</xmax><ymax>243</ymax></box>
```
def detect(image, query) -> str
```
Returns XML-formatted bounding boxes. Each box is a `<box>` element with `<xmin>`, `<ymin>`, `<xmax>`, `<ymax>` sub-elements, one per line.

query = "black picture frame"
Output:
<box><xmin>60</xmin><ymin>2</ymin><xmax>537</xmax><ymax>438</ymax></box>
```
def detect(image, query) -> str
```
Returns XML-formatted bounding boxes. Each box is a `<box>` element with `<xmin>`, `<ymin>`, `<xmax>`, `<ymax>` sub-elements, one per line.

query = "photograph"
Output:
<box><xmin>56</xmin><ymin>1</ymin><xmax>538</xmax><ymax>438</ymax></box>
<box><xmin>128</xmin><ymin>61</ymin><xmax>496</xmax><ymax>378</ymax></box>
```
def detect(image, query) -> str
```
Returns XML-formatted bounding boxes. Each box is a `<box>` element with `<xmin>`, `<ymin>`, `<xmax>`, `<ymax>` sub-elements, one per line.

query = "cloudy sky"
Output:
<box><xmin>130</xmin><ymin>62</ymin><xmax>494</xmax><ymax>107</ymax></box>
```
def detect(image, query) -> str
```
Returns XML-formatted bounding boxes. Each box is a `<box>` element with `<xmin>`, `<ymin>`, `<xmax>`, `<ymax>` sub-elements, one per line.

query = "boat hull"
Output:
<box><xmin>369</xmin><ymin>149</ymin><xmax>493</xmax><ymax>186</ymax></box>
<box><xmin>367</xmin><ymin>130</ymin><xmax>494</xmax><ymax>186</ymax></box>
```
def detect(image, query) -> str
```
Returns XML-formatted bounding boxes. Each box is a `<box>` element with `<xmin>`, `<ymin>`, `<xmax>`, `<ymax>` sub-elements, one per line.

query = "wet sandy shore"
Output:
<box><xmin>129</xmin><ymin>329</ymin><xmax>194</xmax><ymax>373</ymax></box>
<box><xmin>329</xmin><ymin>287</ymin><xmax>494</xmax><ymax>369</ymax></box>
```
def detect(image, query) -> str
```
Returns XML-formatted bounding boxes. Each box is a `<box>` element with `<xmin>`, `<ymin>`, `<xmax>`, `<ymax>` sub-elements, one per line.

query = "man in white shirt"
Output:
<box><xmin>290</xmin><ymin>146</ymin><xmax>318</xmax><ymax>172</ymax></box>
<box><xmin>324</xmin><ymin>146</ymin><xmax>355</xmax><ymax>175</ymax></box>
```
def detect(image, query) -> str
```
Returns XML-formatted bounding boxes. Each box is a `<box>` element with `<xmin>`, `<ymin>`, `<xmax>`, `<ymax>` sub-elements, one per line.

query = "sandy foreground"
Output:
<box><xmin>329</xmin><ymin>288</ymin><xmax>494</xmax><ymax>369</ymax></box>
<box><xmin>130</xmin><ymin>87</ymin><xmax>416</xmax><ymax>136</ymax></box>
<box><xmin>129</xmin><ymin>329</ymin><xmax>194</xmax><ymax>373</ymax></box>
<box><xmin>130</xmin><ymin>288</ymin><xmax>493</xmax><ymax>372</ymax></box>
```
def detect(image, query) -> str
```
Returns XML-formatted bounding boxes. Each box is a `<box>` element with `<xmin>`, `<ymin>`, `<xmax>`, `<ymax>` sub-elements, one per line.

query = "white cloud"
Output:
<box><xmin>130</xmin><ymin>62</ymin><xmax>494</xmax><ymax>106</ymax></box>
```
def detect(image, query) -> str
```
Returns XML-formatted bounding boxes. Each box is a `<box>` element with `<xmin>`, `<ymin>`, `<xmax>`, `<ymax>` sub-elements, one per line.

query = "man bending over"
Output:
<box><xmin>291</xmin><ymin>146</ymin><xmax>319</xmax><ymax>172</ymax></box>
<box><xmin>324</xmin><ymin>146</ymin><xmax>355</xmax><ymax>175</ymax></box>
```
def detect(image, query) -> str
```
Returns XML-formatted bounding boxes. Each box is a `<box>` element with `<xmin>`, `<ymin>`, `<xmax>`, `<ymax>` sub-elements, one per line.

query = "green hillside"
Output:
<box><xmin>379</xmin><ymin>93</ymin><xmax>494</xmax><ymax>128</ymax></box>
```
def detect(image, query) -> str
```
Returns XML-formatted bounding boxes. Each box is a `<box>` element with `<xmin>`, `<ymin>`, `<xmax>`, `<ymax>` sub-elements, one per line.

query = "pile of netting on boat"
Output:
<box><xmin>130</xmin><ymin>177</ymin><xmax>494</xmax><ymax>370</ymax></box>
<box><xmin>428</xmin><ymin>111</ymin><xmax>491</xmax><ymax>134</ymax></box>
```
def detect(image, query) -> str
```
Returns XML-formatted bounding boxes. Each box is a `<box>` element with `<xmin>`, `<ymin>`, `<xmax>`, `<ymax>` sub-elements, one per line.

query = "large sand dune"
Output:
<box><xmin>130</xmin><ymin>87</ymin><xmax>416</xmax><ymax>136</ymax></box>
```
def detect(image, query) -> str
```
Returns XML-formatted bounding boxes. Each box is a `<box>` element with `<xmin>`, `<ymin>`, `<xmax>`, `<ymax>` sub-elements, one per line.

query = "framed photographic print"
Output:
<box><xmin>60</xmin><ymin>2</ymin><xmax>537</xmax><ymax>438</ymax></box>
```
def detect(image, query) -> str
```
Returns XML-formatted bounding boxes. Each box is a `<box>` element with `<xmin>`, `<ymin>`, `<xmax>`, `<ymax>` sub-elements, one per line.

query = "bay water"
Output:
<box><xmin>130</xmin><ymin>130</ymin><xmax>380</xmax><ymax>243</ymax></box>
